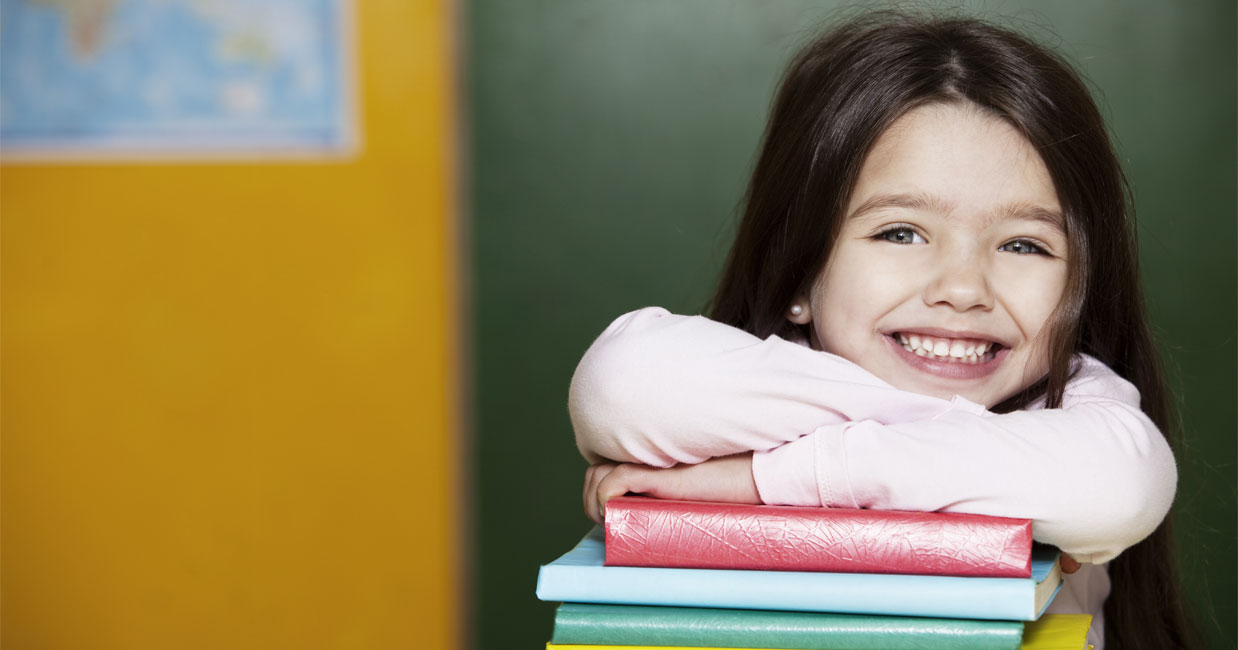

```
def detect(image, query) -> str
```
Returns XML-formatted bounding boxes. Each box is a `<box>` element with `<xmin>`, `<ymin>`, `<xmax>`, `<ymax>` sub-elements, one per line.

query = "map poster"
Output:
<box><xmin>0</xmin><ymin>0</ymin><xmax>357</xmax><ymax>160</ymax></box>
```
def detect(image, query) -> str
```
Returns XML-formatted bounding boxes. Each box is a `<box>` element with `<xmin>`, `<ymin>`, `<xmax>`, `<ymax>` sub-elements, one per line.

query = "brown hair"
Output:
<box><xmin>710</xmin><ymin>12</ymin><xmax>1195</xmax><ymax>648</ymax></box>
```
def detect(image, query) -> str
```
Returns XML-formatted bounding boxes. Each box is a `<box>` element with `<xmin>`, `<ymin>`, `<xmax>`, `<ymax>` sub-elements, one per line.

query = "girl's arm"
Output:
<box><xmin>748</xmin><ymin>367</ymin><xmax>1176</xmax><ymax>563</ymax></box>
<box><xmin>569</xmin><ymin>307</ymin><xmax>957</xmax><ymax>466</ymax></box>
<box><xmin>570</xmin><ymin>308</ymin><xmax>1177</xmax><ymax>562</ymax></box>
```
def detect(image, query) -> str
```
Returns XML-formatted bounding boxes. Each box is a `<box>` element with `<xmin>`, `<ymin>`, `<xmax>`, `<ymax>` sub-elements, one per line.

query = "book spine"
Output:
<box><xmin>605</xmin><ymin>497</ymin><xmax>1032</xmax><ymax>578</ymax></box>
<box><xmin>550</xmin><ymin>603</ymin><xmax>1025</xmax><ymax>650</ymax></box>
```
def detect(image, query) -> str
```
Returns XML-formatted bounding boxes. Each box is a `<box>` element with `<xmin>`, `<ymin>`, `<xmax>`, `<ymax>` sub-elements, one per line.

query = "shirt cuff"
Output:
<box><xmin>815</xmin><ymin>421</ymin><xmax>860</xmax><ymax>509</ymax></box>
<box><xmin>751</xmin><ymin>435</ymin><xmax>821</xmax><ymax>507</ymax></box>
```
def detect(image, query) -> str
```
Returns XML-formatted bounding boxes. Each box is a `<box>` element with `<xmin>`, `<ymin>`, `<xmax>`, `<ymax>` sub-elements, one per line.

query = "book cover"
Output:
<box><xmin>550</xmin><ymin>602</ymin><xmax>1024</xmax><ymax>650</ymax></box>
<box><xmin>537</xmin><ymin>527</ymin><xmax>1062</xmax><ymax>621</ymax></box>
<box><xmin>605</xmin><ymin>496</ymin><xmax>1033</xmax><ymax>578</ymax></box>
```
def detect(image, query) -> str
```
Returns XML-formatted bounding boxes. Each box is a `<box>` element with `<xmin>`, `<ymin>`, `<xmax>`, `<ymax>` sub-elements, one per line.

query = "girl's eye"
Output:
<box><xmin>877</xmin><ymin>227</ymin><xmax>925</xmax><ymax>245</ymax></box>
<box><xmin>998</xmin><ymin>239</ymin><xmax>1049</xmax><ymax>255</ymax></box>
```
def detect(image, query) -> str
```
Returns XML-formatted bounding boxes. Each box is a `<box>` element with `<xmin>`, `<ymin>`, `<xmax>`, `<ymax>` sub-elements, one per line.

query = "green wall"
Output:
<box><xmin>467</xmin><ymin>2</ymin><xmax>1236</xmax><ymax>649</ymax></box>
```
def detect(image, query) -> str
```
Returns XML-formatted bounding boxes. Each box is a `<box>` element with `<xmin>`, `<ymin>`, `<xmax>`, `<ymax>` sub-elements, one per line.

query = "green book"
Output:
<box><xmin>550</xmin><ymin>603</ymin><xmax>1024</xmax><ymax>650</ymax></box>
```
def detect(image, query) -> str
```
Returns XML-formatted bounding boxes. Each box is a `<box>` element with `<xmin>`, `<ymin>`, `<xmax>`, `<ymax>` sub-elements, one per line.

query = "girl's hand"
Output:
<box><xmin>582</xmin><ymin>452</ymin><xmax>760</xmax><ymax>525</ymax></box>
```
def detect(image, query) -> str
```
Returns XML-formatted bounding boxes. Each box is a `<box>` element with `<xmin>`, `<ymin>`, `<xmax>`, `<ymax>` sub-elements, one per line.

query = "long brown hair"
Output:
<box><xmin>710</xmin><ymin>12</ymin><xmax>1196</xmax><ymax>649</ymax></box>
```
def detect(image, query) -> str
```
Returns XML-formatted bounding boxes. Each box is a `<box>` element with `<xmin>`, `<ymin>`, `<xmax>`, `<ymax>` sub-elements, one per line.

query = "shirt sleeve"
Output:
<box><xmin>752</xmin><ymin>356</ymin><xmax>1177</xmax><ymax>562</ymax></box>
<box><xmin>568</xmin><ymin>306</ymin><xmax>961</xmax><ymax>466</ymax></box>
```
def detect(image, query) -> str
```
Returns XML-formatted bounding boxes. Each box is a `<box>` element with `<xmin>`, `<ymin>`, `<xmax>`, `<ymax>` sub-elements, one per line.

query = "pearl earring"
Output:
<box><xmin>790</xmin><ymin>304</ymin><xmax>803</xmax><ymax>316</ymax></box>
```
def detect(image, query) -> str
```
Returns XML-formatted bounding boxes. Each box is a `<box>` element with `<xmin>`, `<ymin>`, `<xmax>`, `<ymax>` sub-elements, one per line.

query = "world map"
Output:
<box><xmin>0</xmin><ymin>0</ymin><xmax>352</xmax><ymax>155</ymax></box>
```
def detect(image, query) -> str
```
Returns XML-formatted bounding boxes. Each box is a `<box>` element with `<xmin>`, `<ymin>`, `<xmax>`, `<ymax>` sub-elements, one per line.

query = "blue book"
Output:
<box><xmin>537</xmin><ymin>527</ymin><xmax>1062</xmax><ymax>621</ymax></box>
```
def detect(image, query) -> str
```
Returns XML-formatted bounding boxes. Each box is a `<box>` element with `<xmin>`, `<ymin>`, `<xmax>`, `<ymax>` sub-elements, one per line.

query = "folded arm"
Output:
<box><xmin>751</xmin><ymin>380</ymin><xmax>1176</xmax><ymax>562</ymax></box>
<box><xmin>569</xmin><ymin>307</ymin><xmax>953</xmax><ymax>466</ymax></box>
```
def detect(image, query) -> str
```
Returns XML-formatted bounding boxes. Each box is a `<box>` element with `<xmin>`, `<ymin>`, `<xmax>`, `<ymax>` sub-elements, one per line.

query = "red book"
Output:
<box><xmin>604</xmin><ymin>496</ymin><xmax>1032</xmax><ymax>578</ymax></box>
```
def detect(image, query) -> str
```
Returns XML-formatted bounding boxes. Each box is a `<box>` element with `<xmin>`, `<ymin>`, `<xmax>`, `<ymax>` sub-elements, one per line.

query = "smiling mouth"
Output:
<box><xmin>891</xmin><ymin>332</ymin><xmax>1003</xmax><ymax>365</ymax></box>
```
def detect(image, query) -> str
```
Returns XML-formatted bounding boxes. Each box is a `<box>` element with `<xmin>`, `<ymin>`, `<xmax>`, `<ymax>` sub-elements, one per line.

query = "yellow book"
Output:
<box><xmin>1020</xmin><ymin>614</ymin><xmax>1093</xmax><ymax>650</ymax></box>
<box><xmin>546</xmin><ymin>614</ymin><xmax>1094</xmax><ymax>650</ymax></box>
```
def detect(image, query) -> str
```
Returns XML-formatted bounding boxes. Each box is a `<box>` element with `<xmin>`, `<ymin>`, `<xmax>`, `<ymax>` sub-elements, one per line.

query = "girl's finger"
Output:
<box><xmin>582</xmin><ymin>465</ymin><xmax>597</xmax><ymax>507</ymax></box>
<box><xmin>583</xmin><ymin>465</ymin><xmax>602</xmax><ymax>523</ymax></box>
<box><xmin>583</xmin><ymin>463</ymin><xmax>618</xmax><ymax>524</ymax></box>
<box><xmin>596</xmin><ymin>464</ymin><xmax>648</xmax><ymax>521</ymax></box>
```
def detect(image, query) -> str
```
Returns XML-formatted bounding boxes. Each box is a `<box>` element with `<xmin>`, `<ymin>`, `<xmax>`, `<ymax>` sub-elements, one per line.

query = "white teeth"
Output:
<box><xmin>895</xmin><ymin>332</ymin><xmax>996</xmax><ymax>365</ymax></box>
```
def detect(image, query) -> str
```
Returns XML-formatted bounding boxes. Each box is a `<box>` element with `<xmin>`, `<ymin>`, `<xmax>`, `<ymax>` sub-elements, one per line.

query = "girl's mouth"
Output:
<box><xmin>891</xmin><ymin>332</ymin><xmax>1003</xmax><ymax>365</ymax></box>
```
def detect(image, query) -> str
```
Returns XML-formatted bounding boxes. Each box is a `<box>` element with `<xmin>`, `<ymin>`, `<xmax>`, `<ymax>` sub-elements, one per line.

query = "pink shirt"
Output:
<box><xmin>569</xmin><ymin>307</ymin><xmax>1178</xmax><ymax>649</ymax></box>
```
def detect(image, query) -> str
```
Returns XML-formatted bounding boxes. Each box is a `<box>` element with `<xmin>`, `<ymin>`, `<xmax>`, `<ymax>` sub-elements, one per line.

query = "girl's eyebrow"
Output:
<box><xmin>847</xmin><ymin>191</ymin><xmax>1065</xmax><ymax>234</ymax></box>
<box><xmin>847</xmin><ymin>192</ymin><xmax>950</xmax><ymax>221</ymax></box>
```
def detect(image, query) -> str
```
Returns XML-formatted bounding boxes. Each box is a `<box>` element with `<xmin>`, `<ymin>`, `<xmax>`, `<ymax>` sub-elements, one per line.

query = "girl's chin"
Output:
<box><xmin>886</xmin><ymin>375</ymin><xmax>1004</xmax><ymax>407</ymax></box>
<box><xmin>881</xmin><ymin>376</ymin><xmax>980</xmax><ymax>402</ymax></box>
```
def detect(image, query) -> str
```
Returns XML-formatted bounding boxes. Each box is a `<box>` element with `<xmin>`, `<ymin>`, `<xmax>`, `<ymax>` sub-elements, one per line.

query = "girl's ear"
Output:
<box><xmin>786</xmin><ymin>299</ymin><xmax>812</xmax><ymax>325</ymax></box>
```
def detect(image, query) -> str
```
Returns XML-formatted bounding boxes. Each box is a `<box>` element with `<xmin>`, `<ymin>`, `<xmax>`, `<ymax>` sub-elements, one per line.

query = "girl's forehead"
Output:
<box><xmin>848</xmin><ymin>103</ymin><xmax>1061</xmax><ymax>221</ymax></box>
<box><xmin>867</xmin><ymin>103</ymin><xmax>1037</xmax><ymax>167</ymax></box>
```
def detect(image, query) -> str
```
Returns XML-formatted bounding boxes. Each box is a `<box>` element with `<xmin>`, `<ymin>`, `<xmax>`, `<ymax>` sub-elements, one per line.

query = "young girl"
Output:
<box><xmin>567</xmin><ymin>13</ymin><xmax>1195</xmax><ymax>650</ymax></box>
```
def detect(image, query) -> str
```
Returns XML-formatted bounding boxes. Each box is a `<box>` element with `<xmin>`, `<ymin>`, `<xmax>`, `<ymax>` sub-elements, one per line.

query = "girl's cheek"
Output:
<box><xmin>1006</xmin><ymin>269</ymin><xmax>1067</xmax><ymax>385</ymax></box>
<box><xmin>998</xmin><ymin>263</ymin><xmax>1068</xmax><ymax>327</ymax></box>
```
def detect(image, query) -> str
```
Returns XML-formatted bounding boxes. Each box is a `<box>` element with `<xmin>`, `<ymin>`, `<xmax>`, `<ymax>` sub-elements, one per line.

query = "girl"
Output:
<box><xmin>568</xmin><ymin>13</ymin><xmax>1195</xmax><ymax>650</ymax></box>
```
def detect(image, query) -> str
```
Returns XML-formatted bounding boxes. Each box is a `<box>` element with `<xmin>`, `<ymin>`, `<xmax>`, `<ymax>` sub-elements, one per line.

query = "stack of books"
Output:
<box><xmin>537</xmin><ymin>497</ymin><xmax>1093</xmax><ymax>650</ymax></box>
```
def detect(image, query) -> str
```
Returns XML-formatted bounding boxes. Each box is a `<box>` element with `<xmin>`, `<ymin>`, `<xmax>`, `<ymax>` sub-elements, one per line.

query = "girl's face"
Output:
<box><xmin>798</xmin><ymin>102</ymin><xmax>1069</xmax><ymax>407</ymax></box>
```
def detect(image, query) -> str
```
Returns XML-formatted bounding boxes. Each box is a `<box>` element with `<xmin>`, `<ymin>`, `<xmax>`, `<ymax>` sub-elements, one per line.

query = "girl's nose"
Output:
<box><xmin>923</xmin><ymin>256</ymin><xmax>995</xmax><ymax>312</ymax></box>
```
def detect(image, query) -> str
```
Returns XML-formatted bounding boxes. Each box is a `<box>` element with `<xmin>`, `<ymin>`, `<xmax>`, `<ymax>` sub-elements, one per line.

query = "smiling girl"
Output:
<box><xmin>568</xmin><ymin>13</ymin><xmax>1194</xmax><ymax>650</ymax></box>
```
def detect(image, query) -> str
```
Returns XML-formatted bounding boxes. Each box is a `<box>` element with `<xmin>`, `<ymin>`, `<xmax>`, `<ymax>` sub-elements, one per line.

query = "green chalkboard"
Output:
<box><xmin>467</xmin><ymin>2</ymin><xmax>1236</xmax><ymax>649</ymax></box>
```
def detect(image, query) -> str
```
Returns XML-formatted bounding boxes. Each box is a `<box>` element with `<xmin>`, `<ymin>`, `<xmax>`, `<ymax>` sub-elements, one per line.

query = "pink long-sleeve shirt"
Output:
<box><xmin>568</xmin><ymin>307</ymin><xmax>1178</xmax><ymax>649</ymax></box>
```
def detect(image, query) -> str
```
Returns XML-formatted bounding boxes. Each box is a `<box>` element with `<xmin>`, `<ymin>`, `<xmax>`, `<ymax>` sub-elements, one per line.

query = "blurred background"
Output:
<box><xmin>3</xmin><ymin>1</ymin><xmax>1234</xmax><ymax>649</ymax></box>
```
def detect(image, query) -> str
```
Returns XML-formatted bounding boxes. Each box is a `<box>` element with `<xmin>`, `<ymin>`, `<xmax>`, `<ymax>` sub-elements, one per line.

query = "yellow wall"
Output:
<box><xmin>0</xmin><ymin>2</ymin><xmax>460</xmax><ymax>648</ymax></box>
